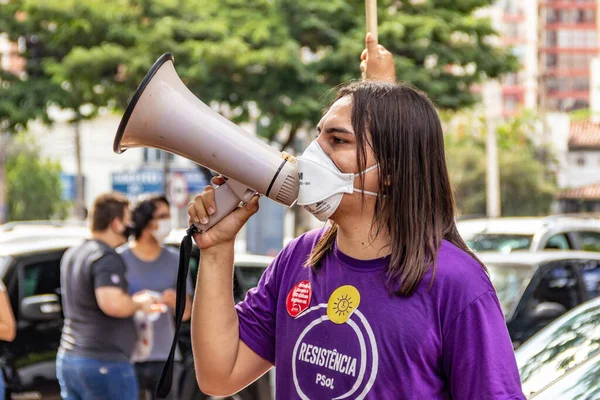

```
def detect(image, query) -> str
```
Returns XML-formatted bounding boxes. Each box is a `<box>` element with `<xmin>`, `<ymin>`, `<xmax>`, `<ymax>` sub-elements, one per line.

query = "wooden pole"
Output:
<box><xmin>365</xmin><ymin>0</ymin><xmax>378</xmax><ymax>42</ymax></box>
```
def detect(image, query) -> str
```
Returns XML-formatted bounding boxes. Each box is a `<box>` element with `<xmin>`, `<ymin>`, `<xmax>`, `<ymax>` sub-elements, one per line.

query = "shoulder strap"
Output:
<box><xmin>157</xmin><ymin>224</ymin><xmax>198</xmax><ymax>398</ymax></box>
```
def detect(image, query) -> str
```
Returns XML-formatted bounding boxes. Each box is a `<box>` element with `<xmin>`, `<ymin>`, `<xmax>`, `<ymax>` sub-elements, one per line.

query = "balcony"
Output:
<box><xmin>540</xmin><ymin>2</ymin><xmax>598</xmax><ymax>10</ymax></box>
<box><xmin>546</xmin><ymin>90</ymin><xmax>589</xmax><ymax>99</ymax></box>
<box><xmin>541</xmin><ymin>47</ymin><xmax>600</xmax><ymax>54</ymax></box>
<box><xmin>545</xmin><ymin>68</ymin><xmax>590</xmax><ymax>76</ymax></box>
<box><xmin>545</xmin><ymin>22</ymin><xmax>597</xmax><ymax>30</ymax></box>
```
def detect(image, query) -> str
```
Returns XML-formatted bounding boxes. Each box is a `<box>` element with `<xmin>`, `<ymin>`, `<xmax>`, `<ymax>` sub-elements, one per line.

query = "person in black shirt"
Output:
<box><xmin>57</xmin><ymin>192</ymin><xmax>158</xmax><ymax>400</ymax></box>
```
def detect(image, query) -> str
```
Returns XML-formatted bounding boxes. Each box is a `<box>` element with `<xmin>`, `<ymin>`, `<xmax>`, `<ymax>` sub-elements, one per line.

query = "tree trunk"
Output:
<box><xmin>74</xmin><ymin>119</ymin><xmax>86</xmax><ymax>220</ymax></box>
<box><xmin>280</xmin><ymin>122</ymin><xmax>301</xmax><ymax>152</ymax></box>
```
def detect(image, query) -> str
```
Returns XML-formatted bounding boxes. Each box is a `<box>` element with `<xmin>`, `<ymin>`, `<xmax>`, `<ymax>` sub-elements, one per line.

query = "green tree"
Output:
<box><xmin>0</xmin><ymin>0</ymin><xmax>518</xmax><ymax>222</ymax></box>
<box><xmin>445</xmin><ymin>113</ymin><xmax>557</xmax><ymax>217</ymax></box>
<box><xmin>0</xmin><ymin>0</ymin><xmax>517</xmax><ymax>143</ymax></box>
<box><xmin>5</xmin><ymin>134</ymin><xmax>68</xmax><ymax>221</ymax></box>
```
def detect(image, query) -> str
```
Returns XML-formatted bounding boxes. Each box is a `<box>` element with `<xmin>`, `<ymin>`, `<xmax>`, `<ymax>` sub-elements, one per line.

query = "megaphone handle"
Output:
<box><xmin>194</xmin><ymin>179</ymin><xmax>255</xmax><ymax>233</ymax></box>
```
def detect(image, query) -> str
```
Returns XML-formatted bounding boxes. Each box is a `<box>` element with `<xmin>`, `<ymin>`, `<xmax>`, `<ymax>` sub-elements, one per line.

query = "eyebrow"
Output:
<box><xmin>317</xmin><ymin>126</ymin><xmax>354</xmax><ymax>135</ymax></box>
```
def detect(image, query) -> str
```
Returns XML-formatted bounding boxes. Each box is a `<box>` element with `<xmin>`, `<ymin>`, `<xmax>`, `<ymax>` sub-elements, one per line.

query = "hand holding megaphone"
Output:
<box><xmin>188</xmin><ymin>176</ymin><xmax>260</xmax><ymax>248</ymax></box>
<box><xmin>114</xmin><ymin>53</ymin><xmax>299</xmax><ymax>234</ymax></box>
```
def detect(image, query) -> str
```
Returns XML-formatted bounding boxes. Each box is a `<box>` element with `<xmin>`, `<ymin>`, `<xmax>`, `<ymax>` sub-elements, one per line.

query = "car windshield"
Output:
<box><xmin>487</xmin><ymin>264</ymin><xmax>533</xmax><ymax>316</ymax></box>
<box><xmin>531</xmin><ymin>351</ymin><xmax>600</xmax><ymax>400</ymax></box>
<box><xmin>467</xmin><ymin>234</ymin><xmax>533</xmax><ymax>253</ymax></box>
<box><xmin>516</xmin><ymin>298</ymin><xmax>600</xmax><ymax>397</ymax></box>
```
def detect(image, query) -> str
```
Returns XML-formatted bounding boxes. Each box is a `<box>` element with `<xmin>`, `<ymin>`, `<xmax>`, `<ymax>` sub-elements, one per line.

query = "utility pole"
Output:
<box><xmin>484</xmin><ymin>80</ymin><xmax>502</xmax><ymax>219</ymax></box>
<box><xmin>74</xmin><ymin>119</ymin><xmax>86</xmax><ymax>220</ymax></box>
<box><xmin>485</xmin><ymin>115</ymin><xmax>501</xmax><ymax>218</ymax></box>
<box><xmin>0</xmin><ymin>134</ymin><xmax>8</xmax><ymax>224</ymax></box>
<box><xmin>162</xmin><ymin>151</ymin><xmax>171</xmax><ymax>194</ymax></box>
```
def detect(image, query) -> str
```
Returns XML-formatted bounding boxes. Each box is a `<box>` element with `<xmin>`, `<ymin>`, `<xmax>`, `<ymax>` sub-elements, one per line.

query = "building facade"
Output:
<box><xmin>489</xmin><ymin>0</ymin><xmax>600</xmax><ymax>115</ymax></box>
<box><xmin>0</xmin><ymin>33</ymin><xmax>25</xmax><ymax>77</ymax></box>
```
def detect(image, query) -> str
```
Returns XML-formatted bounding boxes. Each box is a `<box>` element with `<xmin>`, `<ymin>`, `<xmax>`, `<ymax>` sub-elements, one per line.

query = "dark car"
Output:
<box><xmin>478</xmin><ymin>251</ymin><xmax>600</xmax><ymax>348</ymax></box>
<box><xmin>515</xmin><ymin>296</ymin><xmax>600</xmax><ymax>398</ymax></box>
<box><xmin>0</xmin><ymin>236</ymin><xmax>273</xmax><ymax>400</ymax></box>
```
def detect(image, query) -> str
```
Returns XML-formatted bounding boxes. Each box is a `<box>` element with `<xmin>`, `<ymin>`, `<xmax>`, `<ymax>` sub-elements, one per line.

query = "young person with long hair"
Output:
<box><xmin>186</xmin><ymin>34</ymin><xmax>525</xmax><ymax>399</ymax></box>
<box><xmin>119</xmin><ymin>195</ymin><xmax>192</xmax><ymax>400</ymax></box>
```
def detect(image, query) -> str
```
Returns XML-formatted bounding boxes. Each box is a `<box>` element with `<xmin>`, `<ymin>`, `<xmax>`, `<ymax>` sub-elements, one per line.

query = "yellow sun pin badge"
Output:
<box><xmin>327</xmin><ymin>285</ymin><xmax>361</xmax><ymax>324</ymax></box>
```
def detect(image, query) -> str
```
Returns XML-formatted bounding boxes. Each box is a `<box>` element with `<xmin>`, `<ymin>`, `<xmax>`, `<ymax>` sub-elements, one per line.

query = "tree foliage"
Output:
<box><xmin>444</xmin><ymin>113</ymin><xmax>557</xmax><ymax>217</ymax></box>
<box><xmin>0</xmin><ymin>0</ymin><xmax>518</xmax><ymax>149</ymax></box>
<box><xmin>5</xmin><ymin>134</ymin><xmax>68</xmax><ymax>221</ymax></box>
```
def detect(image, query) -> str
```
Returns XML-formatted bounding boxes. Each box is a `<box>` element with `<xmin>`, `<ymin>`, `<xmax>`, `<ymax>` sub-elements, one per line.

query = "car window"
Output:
<box><xmin>532</xmin><ymin>262</ymin><xmax>581</xmax><ymax>312</ymax></box>
<box><xmin>235</xmin><ymin>266</ymin><xmax>267</xmax><ymax>299</ymax></box>
<box><xmin>21</xmin><ymin>259</ymin><xmax>62</xmax><ymax>298</ymax></box>
<box><xmin>530</xmin><ymin>343</ymin><xmax>600</xmax><ymax>400</ymax></box>
<box><xmin>580</xmin><ymin>260</ymin><xmax>600</xmax><ymax>299</ymax></box>
<box><xmin>516</xmin><ymin>298</ymin><xmax>600</xmax><ymax>397</ymax></box>
<box><xmin>179</xmin><ymin>246</ymin><xmax>267</xmax><ymax>302</ymax></box>
<box><xmin>511</xmin><ymin>261</ymin><xmax>582</xmax><ymax>347</ymax></box>
<box><xmin>487</xmin><ymin>264</ymin><xmax>533</xmax><ymax>316</ymax></box>
<box><xmin>467</xmin><ymin>234</ymin><xmax>533</xmax><ymax>253</ymax></box>
<box><xmin>579</xmin><ymin>231</ymin><xmax>600</xmax><ymax>252</ymax></box>
<box><xmin>544</xmin><ymin>234</ymin><xmax>571</xmax><ymax>250</ymax></box>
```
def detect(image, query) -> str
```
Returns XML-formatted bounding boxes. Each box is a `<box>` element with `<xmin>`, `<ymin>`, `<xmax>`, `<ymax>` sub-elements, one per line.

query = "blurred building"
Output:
<box><xmin>556</xmin><ymin>118</ymin><xmax>600</xmax><ymax>212</ymax></box>
<box><xmin>540</xmin><ymin>0</ymin><xmax>600</xmax><ymax>112</ymax></box>
<box><xmin>25</xmin><ymin>109</ymin><xmax>208</xmax><ymax>223</ymax></box>
<box><xmin>485</xmin><ymin>0</ymin><xmax>538</xmax><ymax>117</ymax></box>
<box><xmin>553</xmin><ymin>57</ymin><xmax>600</xmax><ymax>212</ymax></box>
<box><xmin>487</xmin><ymin>0</ymin><xmax>600</xmax><ymax>116</ymax></box>
<box><xmin>0</xmin><ymin>33</ymin><xmax>25</xmax><ymax>77</ymax></box>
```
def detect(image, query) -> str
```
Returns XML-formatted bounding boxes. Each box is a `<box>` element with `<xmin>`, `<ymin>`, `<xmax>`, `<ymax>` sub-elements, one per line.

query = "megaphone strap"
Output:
<box><xmin>157</xmin><ymin>224</ymin><xmax>198</xmax><ymax>398</ymax></box>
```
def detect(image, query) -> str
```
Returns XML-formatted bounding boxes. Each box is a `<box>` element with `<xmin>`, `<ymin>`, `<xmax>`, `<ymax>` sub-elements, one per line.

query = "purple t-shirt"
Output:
<box><xmin>236</xmin><ymin>229</ymin><xmax>525</xmax><ymax>399</ymax></box>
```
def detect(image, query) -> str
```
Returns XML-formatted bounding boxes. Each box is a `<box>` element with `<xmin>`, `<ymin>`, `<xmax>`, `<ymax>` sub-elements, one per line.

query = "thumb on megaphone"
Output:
<box><xmin>231</xmin><ymin>194</ymin><xmax>260</xmax><ymax>224</ymax></box>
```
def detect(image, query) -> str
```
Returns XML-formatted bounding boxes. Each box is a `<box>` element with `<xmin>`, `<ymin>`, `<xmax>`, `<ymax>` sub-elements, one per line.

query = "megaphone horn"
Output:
<box><xmin>114</xmin><ymin>53</ymin><xmax>299</xmax><ymax>232</ymax></box>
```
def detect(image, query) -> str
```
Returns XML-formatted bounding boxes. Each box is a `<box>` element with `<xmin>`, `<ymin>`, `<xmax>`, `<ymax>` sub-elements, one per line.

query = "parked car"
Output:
<box><xmin>458</xmin><ymin>216</ymin><xmax>600</xmax><ymax>253</ymax></box>
<box><xmin>514</xmin><ymin>296</ymin><xmax>600</xmax><ymax>398</ymax></box>
<box><xmin>479</xmin><ymin>251</ymin><xmax>600</xmax><ymax>348</ymax></box>
<box><xmin>0</xmin><ymin>221</ymin><xmax>89</xmax><ymax>245</ymax></box>
<box><xmin>0</xmin><ymin>233</ymin><xmax>274</xmax><ymax>400</ymax></box>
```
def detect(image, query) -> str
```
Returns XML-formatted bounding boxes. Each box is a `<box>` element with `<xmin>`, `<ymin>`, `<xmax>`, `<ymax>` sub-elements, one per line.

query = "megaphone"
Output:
<box><xmin>114</xmin><ymin>53</ymin><xmax>299</xmax><ymax>232</ymax></box>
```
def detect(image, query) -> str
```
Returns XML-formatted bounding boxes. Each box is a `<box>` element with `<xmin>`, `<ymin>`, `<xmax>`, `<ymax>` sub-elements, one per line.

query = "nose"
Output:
<box><xmin>315</xmin><ymin>136</ymin><xmax>332</xmax><ymax>157</ymax></box>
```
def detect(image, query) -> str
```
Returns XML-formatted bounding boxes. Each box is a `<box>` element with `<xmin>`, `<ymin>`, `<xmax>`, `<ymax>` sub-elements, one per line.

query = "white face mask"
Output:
<box><xmin>151</xmin><ymin>218</ymin><xmax>172</xmax><ymax>243</ymax></box>
<box><xmin>297</xmin><ymin>141</ymin><xmax>378</xmax><ymax>222</ymax></box>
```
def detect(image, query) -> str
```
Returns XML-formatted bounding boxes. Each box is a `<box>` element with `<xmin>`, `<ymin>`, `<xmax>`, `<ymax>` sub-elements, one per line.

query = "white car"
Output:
<box><xmin>0</xmin><ymin>224</ymin><xmax>275</xmax><ymax>400</ymax></box>
<box><xmin>458</xmin><ymin>216</ymin><xmax>600</xmax><ymax>254</ymax></box>
<box><xmin>515</xmin><ymin>296</ymin><xmax>600</xmax><ymax>398</ymax></box>
<box><xmin>0</xmin><ymin>220</ymin><xmax>90</xmax><ymax>244</ymax></box>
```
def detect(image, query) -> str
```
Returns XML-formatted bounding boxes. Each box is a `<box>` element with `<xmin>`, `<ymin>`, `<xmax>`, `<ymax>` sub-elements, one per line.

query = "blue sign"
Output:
<box><xmin>112</xmin><ymin>169</ymin><xmax>163</xmax><ymax>197</ymax></box>
<box><xmin>59</xmin><ymin>173</ymin><xmax>77</xmax><ymax>201</ymax></box>
<box><xmin>246</xmin><ymin>198</ymin><xmax>285</xmax><ymax>257</ymax></box>
<box><xmin>112</xmin><ymin>168</ymin><xmax>209</xmax><ymax>202</ymax></box>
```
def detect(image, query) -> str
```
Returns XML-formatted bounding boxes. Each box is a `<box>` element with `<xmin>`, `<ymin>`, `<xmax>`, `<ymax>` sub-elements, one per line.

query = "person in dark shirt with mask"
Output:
<box><xmin>57</xmin><ymin>192</ymin><xmax>157</xmax><ymax>400</ymax></box>
<box><xmin>119</xmin><ymin>195</ymin><xmax>192</xmax><ymax>399</ymax></box>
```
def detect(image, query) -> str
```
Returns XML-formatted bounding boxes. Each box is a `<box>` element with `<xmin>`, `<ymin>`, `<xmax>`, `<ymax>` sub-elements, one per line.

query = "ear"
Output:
<box><xmin>110</xmin><ymin>217</ymin><xmax>122</xmax><ymax>233</ymax></box>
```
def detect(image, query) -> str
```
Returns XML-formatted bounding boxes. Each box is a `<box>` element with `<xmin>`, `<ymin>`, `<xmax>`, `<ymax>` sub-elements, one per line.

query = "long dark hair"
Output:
<box><xmin>306</xmin><ymin>81</ymin><xmax>485</xmax><ymax>296</ymax></box>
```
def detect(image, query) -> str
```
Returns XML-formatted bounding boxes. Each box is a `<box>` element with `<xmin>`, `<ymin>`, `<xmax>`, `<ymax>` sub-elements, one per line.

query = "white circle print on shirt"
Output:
<box><xmin>291</xmin><ymin>285</ymin><xmax>379</xmax><ymax>399</ymax></box>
